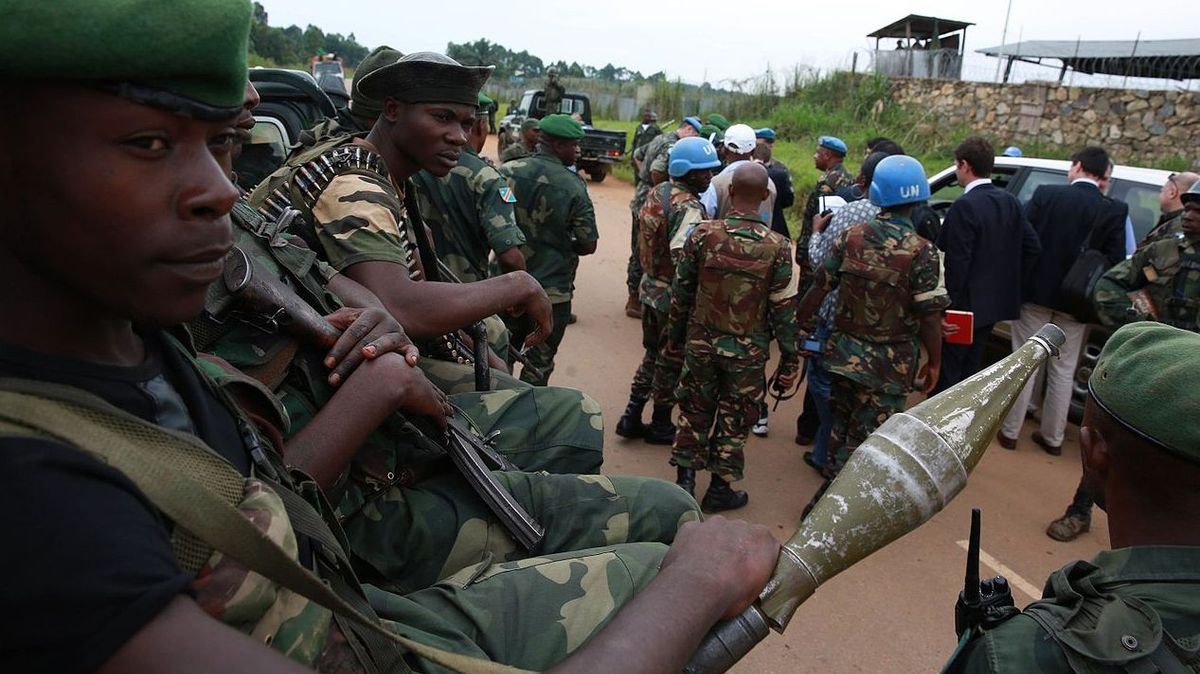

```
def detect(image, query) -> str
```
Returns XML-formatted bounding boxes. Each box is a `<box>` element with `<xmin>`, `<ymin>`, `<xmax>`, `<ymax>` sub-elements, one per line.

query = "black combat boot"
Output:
<box><xmin>675</xmin><ymin>466</ymin><xmax>696</xmax><ymax>498</ymax></box>
<box><xmin>643</xmin><ymin>404</ymin><xmax>676</xmax><ymax>445</ymax></box>
<box><xmin>701</xmin><ymin>475</ymin><xmax>749</xmax><ymax>513</ymax></box>
<box><xmin>614</xmin><ymin>397</ymin><xmax>647</xmax><ymax>439</ymax></box>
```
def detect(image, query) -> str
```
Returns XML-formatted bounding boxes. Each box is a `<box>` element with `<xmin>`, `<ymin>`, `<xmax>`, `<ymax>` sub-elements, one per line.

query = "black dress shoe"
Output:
<box><xmin>1032</xmin><ymin>431</ymin><xmax>1062</xmax><ymax>456</ymax></box>
<box><xmin>996</xmin><ymin>432</ymin><xmax>1018</xmax><ymax>450</ymax></box>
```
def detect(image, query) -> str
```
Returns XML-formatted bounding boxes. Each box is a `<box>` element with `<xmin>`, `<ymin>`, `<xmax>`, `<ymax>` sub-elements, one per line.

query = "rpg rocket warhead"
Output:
<box><xmin>684</xmin><ymin>323</ymin><xmax>1066</xmax><ymax>674</ymax></box>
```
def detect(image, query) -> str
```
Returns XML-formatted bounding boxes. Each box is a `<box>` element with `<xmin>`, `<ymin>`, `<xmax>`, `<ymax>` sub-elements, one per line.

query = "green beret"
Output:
<box><xmin>538</xmin><ymin>114</ymin><xmax>584</xmax><ymax>140</ymax></box>
<box><xmin>1089</xmin><ymin>322</ymin><xmax>1200</xmax><ymax>464</ymax></box>
<box><xmin>0</xmin><ymin>0</ymin><xmax>252</xmax><ymax>120</ymax></box>
<box><xmin>699</xmin><ymin>124</ymin><xmax>722</xmax><ymax>141</ymax></box>
<box><xmin>477</xmin><ymin>92</ymin><xmax>494</xmax><ymax>113</ymax></box>
<box><xmin>707</xmin><ymin>113</ymin><xmax>731</xmax><ymax>131</ymax></box>
<box><xmin>357</xmin><ymin>51</ymin><xmax>492</xmax><ymax>107</ymax></box>
<box><xmin>351</xmin><ymin>45</ymin><xmax>403</xmax><ymax>117</ymax></box>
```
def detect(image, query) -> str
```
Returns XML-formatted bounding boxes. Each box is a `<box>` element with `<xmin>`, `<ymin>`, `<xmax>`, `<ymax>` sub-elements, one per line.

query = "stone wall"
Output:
<box><xmin>889</xmin><ymin>78</ymin><xmax>1199</xmax><ymax>168</ymax></box>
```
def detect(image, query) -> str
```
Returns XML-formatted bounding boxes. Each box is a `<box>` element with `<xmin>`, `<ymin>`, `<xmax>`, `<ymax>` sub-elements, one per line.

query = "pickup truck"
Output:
<box><xmin>498</xmin><ymin>89</ymin><xmax>626</xmax><ymax>182</ymax></box>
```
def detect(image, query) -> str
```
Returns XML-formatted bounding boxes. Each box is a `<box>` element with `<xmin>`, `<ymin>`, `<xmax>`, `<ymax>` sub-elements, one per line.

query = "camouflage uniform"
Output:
<box><xmin>499</xmin><ymin>151</ymin><xmax>599</xmax><ymax>385</ymax></box>
<box><xmin>543</xmin><ymin>79</ymin><xmax>566</xmax><ymax>114</ymax></box>
<box><xmin>411</xmin><ymin>146</ymin><xmax>526</xmax><ymax>283</ymax></box>
<box><xmin>1139</xmin><ymin>208</ymin><xmax>1185</xmax><ymax>248</ymax></box>
<box><xmin>667</xmin><ymin>212</ymin><xmax>799</xmax><ymax>481</ymax></box>
<box><xmin>202</xmin><ymin>202</ymin><xmax>698</xmax><ymax>596</ymax></box>
<box><xmin>799</xmin><ymin>162</ymin><xmax>855</xmax><ymax>287</ymax></box>
<box><xmin>248</xmin><ymin>137</ymin><xmax>517</xmax><ymax>393</ymax></box>
<box><xmin>627</xmin><ymin>181</ymin><xmax>706</xmax><ymax>405</ymax></box>
<box><xmin>628</xmin><ymin>130</ymin><xmax>680</xmax><ymax>295</ymax></box>
<box><xmin>1093</xmin><ymin>231</ymin><xmax>1200</xmax><ymax>332</ymax></box>
<box><xmin>815</xmin><ymin>212</ymin><xmax>949</xmax><ymax>467</ymax></box>
<box><xmin>499</xmin><ymin>141</ymin><xmax>532</xmax><ymax>164</ymax></box>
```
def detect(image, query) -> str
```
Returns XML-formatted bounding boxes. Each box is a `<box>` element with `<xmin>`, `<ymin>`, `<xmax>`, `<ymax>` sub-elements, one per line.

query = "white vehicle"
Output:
<box><xmin>927</xmin><ymin>156</ymin><xmax>1174</xmax><ymax>423</ymax></box>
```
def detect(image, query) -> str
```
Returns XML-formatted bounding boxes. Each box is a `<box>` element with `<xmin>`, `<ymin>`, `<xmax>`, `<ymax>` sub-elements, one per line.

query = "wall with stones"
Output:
<box><xmin>889</xmin><ymin>78</ymin><xmax>1199</xmax><ymax>168</ymax></box>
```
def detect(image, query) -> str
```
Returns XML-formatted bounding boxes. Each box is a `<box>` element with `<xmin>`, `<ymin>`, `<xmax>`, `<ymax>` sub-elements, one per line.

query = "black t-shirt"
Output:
<box><xmin>0</xmin><ymin>332</ymin><xmax>251</xmax><ymax>673</ymax></box>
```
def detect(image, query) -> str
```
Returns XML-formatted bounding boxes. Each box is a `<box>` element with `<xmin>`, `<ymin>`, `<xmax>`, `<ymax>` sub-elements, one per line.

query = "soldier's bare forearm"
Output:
<box><xmin>495</xmin><ymin>246</ymin><xmax>527</xmax><ymax>274</ymax></box>
<box><xmin>345</xmin><ymin>261</ymin><xmax>545</xmax><ymax>340</ymax></box>
<box><xmin>919</xmin><ymin>312</ymin><xmax>943</xmax><ymax>369</ymax></box>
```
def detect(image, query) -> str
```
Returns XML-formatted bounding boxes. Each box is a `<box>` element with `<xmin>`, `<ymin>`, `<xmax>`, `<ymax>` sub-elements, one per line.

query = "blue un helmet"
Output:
<box><xmin>869</xmin><ymin>155</ymin><xmax>930</xmax><ymax>208</ymax></box>
<box><xmin>668</xmin><ymin>136</ymin><xmax>722</xmax><ymax>178</ymax></box>
<box><xmin>1002</xmin><ymin>145</ymin><xmax>1023</xmax><ymax>157</ymax></box>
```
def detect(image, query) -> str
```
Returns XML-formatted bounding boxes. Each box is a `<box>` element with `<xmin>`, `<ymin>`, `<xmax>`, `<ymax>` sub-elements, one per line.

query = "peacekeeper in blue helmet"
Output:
<box><xmin>794</xmin><ymin>155</ymin><xmax>950</xmax><ymax>476</ymax></box>
<box><xmin>617</xmin><ymin>136</ymin><xmax>722</xmax><ymax>443</ymax></box>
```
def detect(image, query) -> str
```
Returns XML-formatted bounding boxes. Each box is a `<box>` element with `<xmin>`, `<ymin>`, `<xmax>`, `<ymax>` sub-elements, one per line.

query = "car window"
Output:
<box><xmin>234</xmin><ymin>118</ymin><xmax>289</xmax><ymax>190</ymax></box>
<box><xmin>1109</xmin><ymin>180</ymin><xmax>1159</xmax><ymax>242</ymax></box>
<box><xmin>929</xmin><ymin>166</ymin><xmax>1020</xmax><ymax>205</ymax></box>
<box><xmin>1014</xmin><ymin>168</ymin><xmax>1068</xmax><ymax>203</ymax></box>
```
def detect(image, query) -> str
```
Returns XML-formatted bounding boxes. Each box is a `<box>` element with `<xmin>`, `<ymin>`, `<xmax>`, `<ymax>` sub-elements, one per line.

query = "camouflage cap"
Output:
<box><xmin>707</xmin><ymin>113</ymin><xmax>731</xmax><ymax>131</ymax></box>
<box><xmin>0</xmin><ymin>0</ymin><xmax>252</xmax><ymax>120</ymax></box>
<box><xmin>1089</xmin><ymin>322</ymin><xmax>1200</xmax><ymax>464</ymax></box>
<box><xmin>357</xmin><ymin>51</ymin><xmax>493</xmax><ymax>107</ymax></box>
<box><xmin>538</xmin><ymin>114</ymin><xmax>584</xmax><ymax>140</ymax></box>
<box><xmin>520</xmin><ymin>118</ymin><xmax>542</xmax><ymax>131</ymax></box>
<box><xmin>350</xmin><ymin>45</ymin><xmax>403</xmax><ymax>118</ymax></box>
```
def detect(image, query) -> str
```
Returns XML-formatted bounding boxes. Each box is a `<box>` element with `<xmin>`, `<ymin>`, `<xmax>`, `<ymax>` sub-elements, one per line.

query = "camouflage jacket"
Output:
<box><xmin>631</xmin><ymin>131</ymin><xmax>679</xmax><ymax>211</ymax></box>
<box><xmin>1138</xmin><ymin>209</ymin><xmax>1185</xmax><ymax>248</ymax></box>
<box><xmin>799</xmin><ymin>161</ymin><xmax>856</xmax><ymax>282</ymax></box>
<box><xmin>668</xmin><ymin>211</ymin><xmax>799</xmax><ymax>363</ymax></box>
<box><xmin>816</xmin><ymin>212</ymin><xmax>949</xmax><ymax>393</ymax></box>
<box><xmin>637</xmin><ymin>180</ymin><xmax>706</xmax><ymax>312</ymax></box>
<box><xmin>543</xmin><ymin>80</ymin><xmax>566</xmax><ymax>112</ymax></box>
<box><xmin>499</xmin><ymin>141</ymin><xmax>533</xmax><ymax>164</ymax></box>
<box><xmin>412</xmin><ymin>147</ymin><xmax>526</xmax><ymax>282</ymax></box>
<box><xmin>630</xmin><ymin>123</ymin><xmax>663</xmax><ymax>177</ymax></box>
<box><xmin>1093</xmin><ymin>232</ymin><xmax>1200</xmax><ymax>332</ymax></box>
<box><xmin>499</xmin><ymin>151</ymin><xmax>599</xmax><ymax>303</ymax></box>
<box><xmin>248</xmin><ymin>135</ymin><xmax>430</xmax><ymax>282</ymax></box>
<box><xmin>201</xmin><ymin>202</ymin><xmax>447</xmax><ymax>524</ymax></box>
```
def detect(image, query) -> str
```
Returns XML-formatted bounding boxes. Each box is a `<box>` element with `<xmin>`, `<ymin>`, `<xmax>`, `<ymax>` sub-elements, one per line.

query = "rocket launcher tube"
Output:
<box><xmin>683</xmin><ymin>323</ymin><xmax>1066</xmax><ymax>674</ymax></box>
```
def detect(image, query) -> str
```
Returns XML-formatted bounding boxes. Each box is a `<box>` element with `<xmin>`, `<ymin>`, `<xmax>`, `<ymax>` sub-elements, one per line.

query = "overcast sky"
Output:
<box><xmin>255</xmin><ymin>0</ymin><xmax>1197</xmax><ymax>85</ymax></box>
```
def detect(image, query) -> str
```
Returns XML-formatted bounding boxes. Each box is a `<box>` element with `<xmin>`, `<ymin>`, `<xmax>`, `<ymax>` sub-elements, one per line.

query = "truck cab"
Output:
<box><xmin>498</xmin><ymin>89</ymin><xmax>627</xmax><ymax>183</ymax></box>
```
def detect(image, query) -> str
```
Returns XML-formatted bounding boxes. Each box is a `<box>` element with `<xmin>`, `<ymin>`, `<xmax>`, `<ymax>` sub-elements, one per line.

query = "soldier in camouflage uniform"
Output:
<box><xmin>0</xmin><ymin>9</ymin><xmax>783</xmax><ymax>673</ymax></box>
<box><xmin>1137</xmin><ymin>171</ymin><xmax>1199</xmax><ymax>247</ymax></box>
<box><xmin>498</xmin><ymin>117</ymin><xmax>539</xmax><ymax>163</ymax></box>
<box><xmin>498</xmin><ymin>114</ymin><xmax>599</xmax><ymax>385</ymax></box>
<box><xmin>615</xmin><ymin>137</ymin><xmax>719</xmax><ymax>444</ymax></box>
<box><xmin>796</xmin><ymin>155</ymin><xmax>949</xmax><ymax>475</ymax></box>
<box><xmin>1044</xmin><ymin>180</ymin><xmax>1200</xmax><ymax>543</ymax></box>
<box><xmin>412</xmin><ymin>93</ymin><xmax>527</xmax><ymax>284</ymax></box>
<box><xmin>543</xmin><ymin>66</ymin><xmax>566</xmax><ymax>114</ymax></box>
<box><xmin>799</xmin><ymin>135</ymin><xmax>855</xmax><ymax>281</ymax></box>
<box><xmin>626</xmin><ymin>117</ymin><xmax>703</xmax><ymax>319</ymax></box>
<box><xmin>667</xmin><ymin>163</ymin><xmax>800</xmax><ymax>511</ymax></box>
<box><xmin>249</xmin><ymin>52</ymin><xmax>555</xmax><ymax>395</ymax></box>
<box><xmin>630</xmin><ymin>108</ymin><xmax>662</xmax><ymax>161</ymax></box>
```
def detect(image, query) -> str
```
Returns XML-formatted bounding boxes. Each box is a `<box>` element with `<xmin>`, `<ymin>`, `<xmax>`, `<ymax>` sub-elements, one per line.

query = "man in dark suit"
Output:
<box><xmin>998</xmin><ymin>146</ymin><xmax>1128</xmax><ymax>454</ymax></box>
<box><xmin>933</xmin><ymin>137</ymin><xmax>1041</xmax><ymax>394</ymax></box>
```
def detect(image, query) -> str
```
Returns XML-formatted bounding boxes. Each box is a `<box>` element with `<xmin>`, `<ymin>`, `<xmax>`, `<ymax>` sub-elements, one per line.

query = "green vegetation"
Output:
<box><xmin>248</xmin><ymin>2</ymin><xmax>369</xmax><ymax>70</ymax></box>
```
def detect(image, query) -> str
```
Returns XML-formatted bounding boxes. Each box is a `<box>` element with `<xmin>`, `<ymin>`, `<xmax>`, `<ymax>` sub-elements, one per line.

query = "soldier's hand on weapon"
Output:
<box><xmin>660</xmin><ymin>516</ymin><xmax>780</xmax><ymax>620</ymax></box>
<box><xmin>774</xmin><ymin>362</ymin><xmax>800</xmax><ymax>391</ymax></box>
<box><xmin>393</xmin><ymin>364</ymin><xmax>453</xmax><ymax>430</ymax></box>
<box><xmin>323</xmin><ymin>307</ymin><xmax>419</xmax><ymax>387</ymax></box>
<box><xmin>505</xmin><ymin>272</ymin><xmax>554</xmax><ymax>347</ymax></box>
<box><xmin>812</xmin><ymin>211</ymin><xmax>834</xmax><ymax>234</ymax></box>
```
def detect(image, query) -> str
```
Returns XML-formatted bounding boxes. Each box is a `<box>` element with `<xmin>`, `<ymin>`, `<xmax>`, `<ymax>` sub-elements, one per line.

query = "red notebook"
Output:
<box><xmin>945</xmin><ymin>310</ymin><xmax>975</xmax><ymax>345</ymax></box>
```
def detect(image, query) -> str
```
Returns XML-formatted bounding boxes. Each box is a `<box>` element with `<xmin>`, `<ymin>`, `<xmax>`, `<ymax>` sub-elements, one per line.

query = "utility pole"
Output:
<box><xmin>995</xmin><ymin>0</ymin><xmax>1015</xmax><ymax>83</ymax></box>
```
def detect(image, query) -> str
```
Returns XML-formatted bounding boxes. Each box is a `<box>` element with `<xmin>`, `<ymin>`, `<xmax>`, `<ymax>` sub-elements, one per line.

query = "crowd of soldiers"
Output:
<box><xmin>1</xmin><ymin>2</ymin><xmax>1198</xmax><ymax>672</ymax></box>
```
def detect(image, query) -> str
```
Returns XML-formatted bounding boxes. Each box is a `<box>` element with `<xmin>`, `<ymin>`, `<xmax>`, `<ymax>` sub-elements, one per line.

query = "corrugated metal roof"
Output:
<box><xmin>977</xmin><ymin>39</ymin><xmax>1200</xmax><ymax>59</ymax></box>
<box><xmin>867</xmin><ymin>14</ymin><xmax>974</xmax><ymax>39</ymax></box>
<box><xmin>976</xmin><ymin>39</ymin><xmax>1200</xmax><ymax>80</ymax></box>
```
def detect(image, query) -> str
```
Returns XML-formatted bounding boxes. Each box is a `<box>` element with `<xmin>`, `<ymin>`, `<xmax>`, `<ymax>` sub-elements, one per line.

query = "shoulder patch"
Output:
<box><xmin>499</xmin><ymin>186</ymin><xmax>517</xmax><ymax>203</ymax></box>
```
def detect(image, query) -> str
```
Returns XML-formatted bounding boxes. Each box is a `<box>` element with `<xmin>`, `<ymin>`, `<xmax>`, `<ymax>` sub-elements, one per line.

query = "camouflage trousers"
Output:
<box><xmin>343</xmin><ymin>469</ymin><xmax>698</xmax><ymax>595</ymax></box>
<box><xmin>671</xmin><ymin>350</ymin><xmax>766</xmax><ymax>481</ymax></box>
<box><xmin>504</xmin><ymin>300</ymin><xmax>571</xmax><ymax>386</ymax></box>
<box><xmin>451</xmin><ymin>385</ymin><xmax>605</xmax><ymax>475</ymax></box>
<box><xmin>628</xmin><ymin>305</ymin><xmax>683</xmax><ymax>404</ymax></box>
<box><xmin>827</xmin><ymin>373</ymin><xmax>905</xmax><ymax>468</ymax></box>
<box><xmin>368</xmin><ymin>541</ymin><xmax>667</xmax><ymax>672</ymax></box>
<box><xmin>420</xmin><ymin>357</ymin><xmax>528</xmax><ymax>395</ymax></box>
<box><xmin>627</xmin><ymin>209</ymin><xmax>643</xmax><ymax>295</ymax></box>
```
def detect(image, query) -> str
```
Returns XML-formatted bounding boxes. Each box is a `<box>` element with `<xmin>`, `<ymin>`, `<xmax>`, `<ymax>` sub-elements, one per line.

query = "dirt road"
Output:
<box><xmin>485</xmin><ymin>139</ymin><xmax>1107</xmax><ymax>672</ymax></box>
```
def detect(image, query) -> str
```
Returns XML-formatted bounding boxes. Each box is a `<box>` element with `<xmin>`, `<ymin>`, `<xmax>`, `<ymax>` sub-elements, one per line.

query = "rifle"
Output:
<box><xmin>215</xmin><ymin>245</ymin><xmax>545</xmax><ymax>550</ymax></box>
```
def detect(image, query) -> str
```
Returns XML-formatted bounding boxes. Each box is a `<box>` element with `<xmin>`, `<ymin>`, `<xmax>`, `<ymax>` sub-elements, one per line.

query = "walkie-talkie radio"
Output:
<box><xmin>954</xmin><ymin>508</ymin><xmax>1018</xmax><ymax>638</ymax></box>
